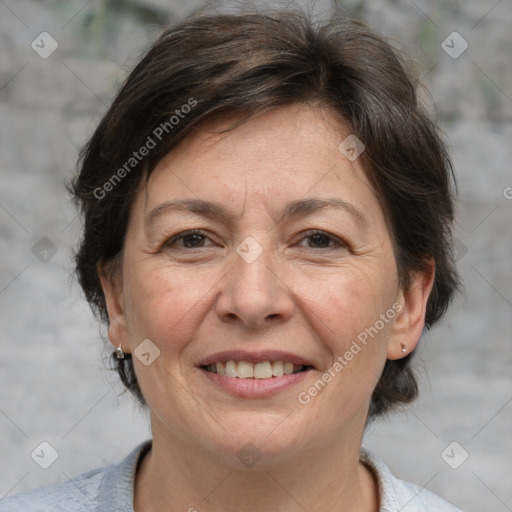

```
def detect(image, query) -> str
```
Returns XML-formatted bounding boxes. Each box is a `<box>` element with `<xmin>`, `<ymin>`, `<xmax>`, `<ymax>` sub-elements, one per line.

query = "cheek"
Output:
<box><xmin>294</xmin><ymin>265</ymin><xmax>397</xmax><ymax>416</ymax></box>
<box><xmin>123</xmin><ymin>257</ymin><xmax>397</xmax><ymax>351</ymax></box>
<box><xmin>297</xmin><ymin>263</ymin><xmax>397</xmax><ymax>350</ymax></box>
<box><xmin>122</xmin><ymin>263</ymin><xmax>218</xmax><ymax>347</ymax></box>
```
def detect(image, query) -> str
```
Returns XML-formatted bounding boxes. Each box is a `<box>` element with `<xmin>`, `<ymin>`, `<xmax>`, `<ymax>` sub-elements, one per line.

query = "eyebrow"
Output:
<box><xmin>145</xmin><ymin>197</ymin><xmax>368</xmax><ymax>229</ymax></box>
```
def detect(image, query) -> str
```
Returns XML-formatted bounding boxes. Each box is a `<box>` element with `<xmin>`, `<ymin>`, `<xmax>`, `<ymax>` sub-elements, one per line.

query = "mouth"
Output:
<box><xmin>196</xmin><ymin>350</ymin><xmax>315</xmax><ymax>398</ymax></box>
<box><xmin>201</xmin><ymin>360</ymin><xmax>313</xmax><ymax>379</ymax></box>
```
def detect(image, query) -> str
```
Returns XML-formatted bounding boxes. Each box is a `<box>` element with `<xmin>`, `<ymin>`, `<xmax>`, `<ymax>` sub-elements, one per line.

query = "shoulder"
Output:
<box><xmin>361</xmin><ymin>449</ymin><xmax>464</xmax><ymax>512</ymax></box>
<box><xmin>0</xmin><ymin>440</ymin><xmax>152</xmax><ymax>512</ymax></box>
<box><xmin>0</xmin><ymin>466</ymin><xmax>105</xmax><ymax>512</ymax></box>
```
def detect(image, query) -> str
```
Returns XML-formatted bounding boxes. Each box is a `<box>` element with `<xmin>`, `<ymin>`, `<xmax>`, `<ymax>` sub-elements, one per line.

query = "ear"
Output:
<box><xmin>387</xmin><ymin>260</ymin><xmax>435</xmax><ymax>360</ymax></box>
<box><xmin>98</xmin><ymin>260</ymin><xmax>131</xmax><ymax>354</ymax></box>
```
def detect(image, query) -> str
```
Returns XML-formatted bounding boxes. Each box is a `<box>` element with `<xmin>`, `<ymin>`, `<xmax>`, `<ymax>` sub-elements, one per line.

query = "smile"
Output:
<box><xmin>203</xmin><ymin>360</ymin><xmax>310</xmax><ymax>379</ymax></box>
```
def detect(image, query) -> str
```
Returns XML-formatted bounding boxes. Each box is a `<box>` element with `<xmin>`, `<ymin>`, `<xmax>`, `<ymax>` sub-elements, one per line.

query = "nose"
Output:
<box><xmin>215</xmin><ymin>242</ymin><xmax>295</xmax><ymax>330</ymax></box>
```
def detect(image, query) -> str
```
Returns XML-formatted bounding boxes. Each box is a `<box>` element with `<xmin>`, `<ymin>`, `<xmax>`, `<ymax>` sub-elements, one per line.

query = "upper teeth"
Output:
<box><xmin>205</xmin><ymin>361</ymin><xmax>305</xmax><ymax>379</ymax></box>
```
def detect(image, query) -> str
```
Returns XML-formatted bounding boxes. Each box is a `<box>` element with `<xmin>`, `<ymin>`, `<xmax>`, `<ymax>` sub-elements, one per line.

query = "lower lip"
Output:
<box><xmin>199</xmin><ymin>367</ymin><xmax>312</xmax><ymax>398</ymax></box>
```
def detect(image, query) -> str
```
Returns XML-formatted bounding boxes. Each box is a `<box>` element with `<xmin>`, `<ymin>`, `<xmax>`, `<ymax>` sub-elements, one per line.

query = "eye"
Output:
<box><xmin>163</xmin><ymin>229</ymin><xmax>346</xmax><ymax>251</ymax></box>
<box><xmin>165</xmin><ymin>229</ymin><xmax>214</xmax><ymax>249</ymax></box>
<box><xmin>297</xmin><ymin>230</ymin><xmax>346</xmax><ymax>250</ymax></box>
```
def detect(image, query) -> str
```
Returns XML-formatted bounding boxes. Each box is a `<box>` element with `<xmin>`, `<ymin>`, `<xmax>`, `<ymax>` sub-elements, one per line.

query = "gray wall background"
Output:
<box><xmin>1</xmin><ymin>1</ymin><xmax>511</xmax><ymax>511</ymax></box>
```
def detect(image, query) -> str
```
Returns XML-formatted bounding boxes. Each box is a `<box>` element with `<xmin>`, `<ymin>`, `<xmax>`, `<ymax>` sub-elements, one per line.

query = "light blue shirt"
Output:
<box><xmin>0</xmin><ymin>440</ymin><xmax>463</xmax><ymax>511</ymax></box>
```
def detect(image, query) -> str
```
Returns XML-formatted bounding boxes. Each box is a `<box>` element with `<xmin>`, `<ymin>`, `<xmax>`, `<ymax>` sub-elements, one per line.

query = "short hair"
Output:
<box><xmin>71</xmin><ymin>9</ymin><xmax>460</xmax><ymax>419</ymax></box>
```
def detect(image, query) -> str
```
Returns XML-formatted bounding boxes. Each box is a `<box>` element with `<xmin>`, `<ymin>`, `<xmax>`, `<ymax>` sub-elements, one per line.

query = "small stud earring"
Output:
<box><xmin>114</xmin><ymin>344</ymin><xmax>125</xmax><ymax>359</ymax></box>
<box><xmin>401</xmin><ymin>343</ymin><xmax>407</xmax><ymax>353</ymax></box>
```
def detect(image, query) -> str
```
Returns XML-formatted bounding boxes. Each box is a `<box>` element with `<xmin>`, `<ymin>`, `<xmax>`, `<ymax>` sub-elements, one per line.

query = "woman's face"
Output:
<box><xmin>103</xmin><ymin>105</ymin><xmax>431</xmax><ymax>466</ymax></box>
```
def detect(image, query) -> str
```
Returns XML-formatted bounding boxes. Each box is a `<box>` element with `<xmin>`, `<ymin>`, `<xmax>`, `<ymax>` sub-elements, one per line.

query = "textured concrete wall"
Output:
<box><xmin>1</xmin><ymin>1</ymin><xmax>511</xmax><ymax>511</ymax></box>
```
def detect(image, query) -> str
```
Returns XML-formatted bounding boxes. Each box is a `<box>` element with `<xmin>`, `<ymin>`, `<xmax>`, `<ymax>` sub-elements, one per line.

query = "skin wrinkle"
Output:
<box><xmin>143</xmin><ymin>197</ymin><xmax>370</xmax><ymax>245</ymax></box>
<box><xmin>100</xmin><ymin>105</ymin><xmax>434</xmax><ymax>512</ymax></box>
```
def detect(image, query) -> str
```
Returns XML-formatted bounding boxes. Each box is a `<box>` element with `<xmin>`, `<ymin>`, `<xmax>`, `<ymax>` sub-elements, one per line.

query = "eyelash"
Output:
<box><xmin>164</xmin><ymin>229</ymin><xmax>347</xmax><ymax>251</ymax></box>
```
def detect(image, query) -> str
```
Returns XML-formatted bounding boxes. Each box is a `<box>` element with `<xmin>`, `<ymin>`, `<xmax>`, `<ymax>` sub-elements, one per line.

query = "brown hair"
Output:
<box><xmin>71</xmin><ymin>9</ymin><xmax>460</xmax><ymax>418</ymax></box>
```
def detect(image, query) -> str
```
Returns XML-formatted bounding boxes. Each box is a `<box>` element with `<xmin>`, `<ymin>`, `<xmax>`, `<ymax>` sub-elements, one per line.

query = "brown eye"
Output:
<box><xmin>180</xmin><ymin>233</ymin><xmax>206</xmax><ymax>248</ymax></box>
<box><xmin>299</xmin><ymin>230</ymin><xmax>346</xmax><ymax>250</ymax></box>
<box><xmin>165</xmin><ymin>230</ymin><xmax>212</xmax><ymax>249</ymax></box>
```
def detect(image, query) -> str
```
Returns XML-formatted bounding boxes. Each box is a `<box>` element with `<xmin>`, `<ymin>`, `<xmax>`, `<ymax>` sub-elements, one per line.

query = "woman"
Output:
<box><xmin>1</xmin><ymin>8</ymin><xmax>462</xmax><ymax>512</ymax></box>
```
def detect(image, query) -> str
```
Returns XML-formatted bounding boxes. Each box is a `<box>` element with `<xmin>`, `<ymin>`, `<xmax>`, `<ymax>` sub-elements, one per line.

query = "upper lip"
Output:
<box><xmin>197</xmin><ymin>350</ymin><xmax>316</xmax><ymax>368</ymax></box>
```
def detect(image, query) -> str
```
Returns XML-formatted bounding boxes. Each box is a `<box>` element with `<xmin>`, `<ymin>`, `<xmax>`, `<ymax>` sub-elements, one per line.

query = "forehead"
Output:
<box><xmin>139</xmin><ymin>104</ymin><xmax>380</xmax><ymax>223</ymax></box>
<box><xmin>184</xmin><ymin>106</ymin><xmax>348</xmax><ymax>164</ymax></box>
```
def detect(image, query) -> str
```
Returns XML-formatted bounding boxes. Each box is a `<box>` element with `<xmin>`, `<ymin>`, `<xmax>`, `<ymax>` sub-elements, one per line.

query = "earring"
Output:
<box><xmin>114</xmin><ymin>344</ymin><xmax>125</xmax><ymax>359</ymax></box>
<box><xmin>401</xmin><ymin>343</ymin><xmax>407</xmax><ymax>353</ymax></box>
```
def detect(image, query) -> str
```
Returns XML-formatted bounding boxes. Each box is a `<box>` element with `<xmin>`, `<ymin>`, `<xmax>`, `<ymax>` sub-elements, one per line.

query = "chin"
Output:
<box><xmin>197</xmin><ymin>414</ymin><xmax>309</xmax><ymax>468</ymax></box>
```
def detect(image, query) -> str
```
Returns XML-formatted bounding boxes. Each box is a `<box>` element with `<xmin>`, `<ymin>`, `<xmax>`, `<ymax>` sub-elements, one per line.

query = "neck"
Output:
<box><xmin>134</xmin><ymin>418</ymin><xmax>378</xmax><ymax>512</ymax></box>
